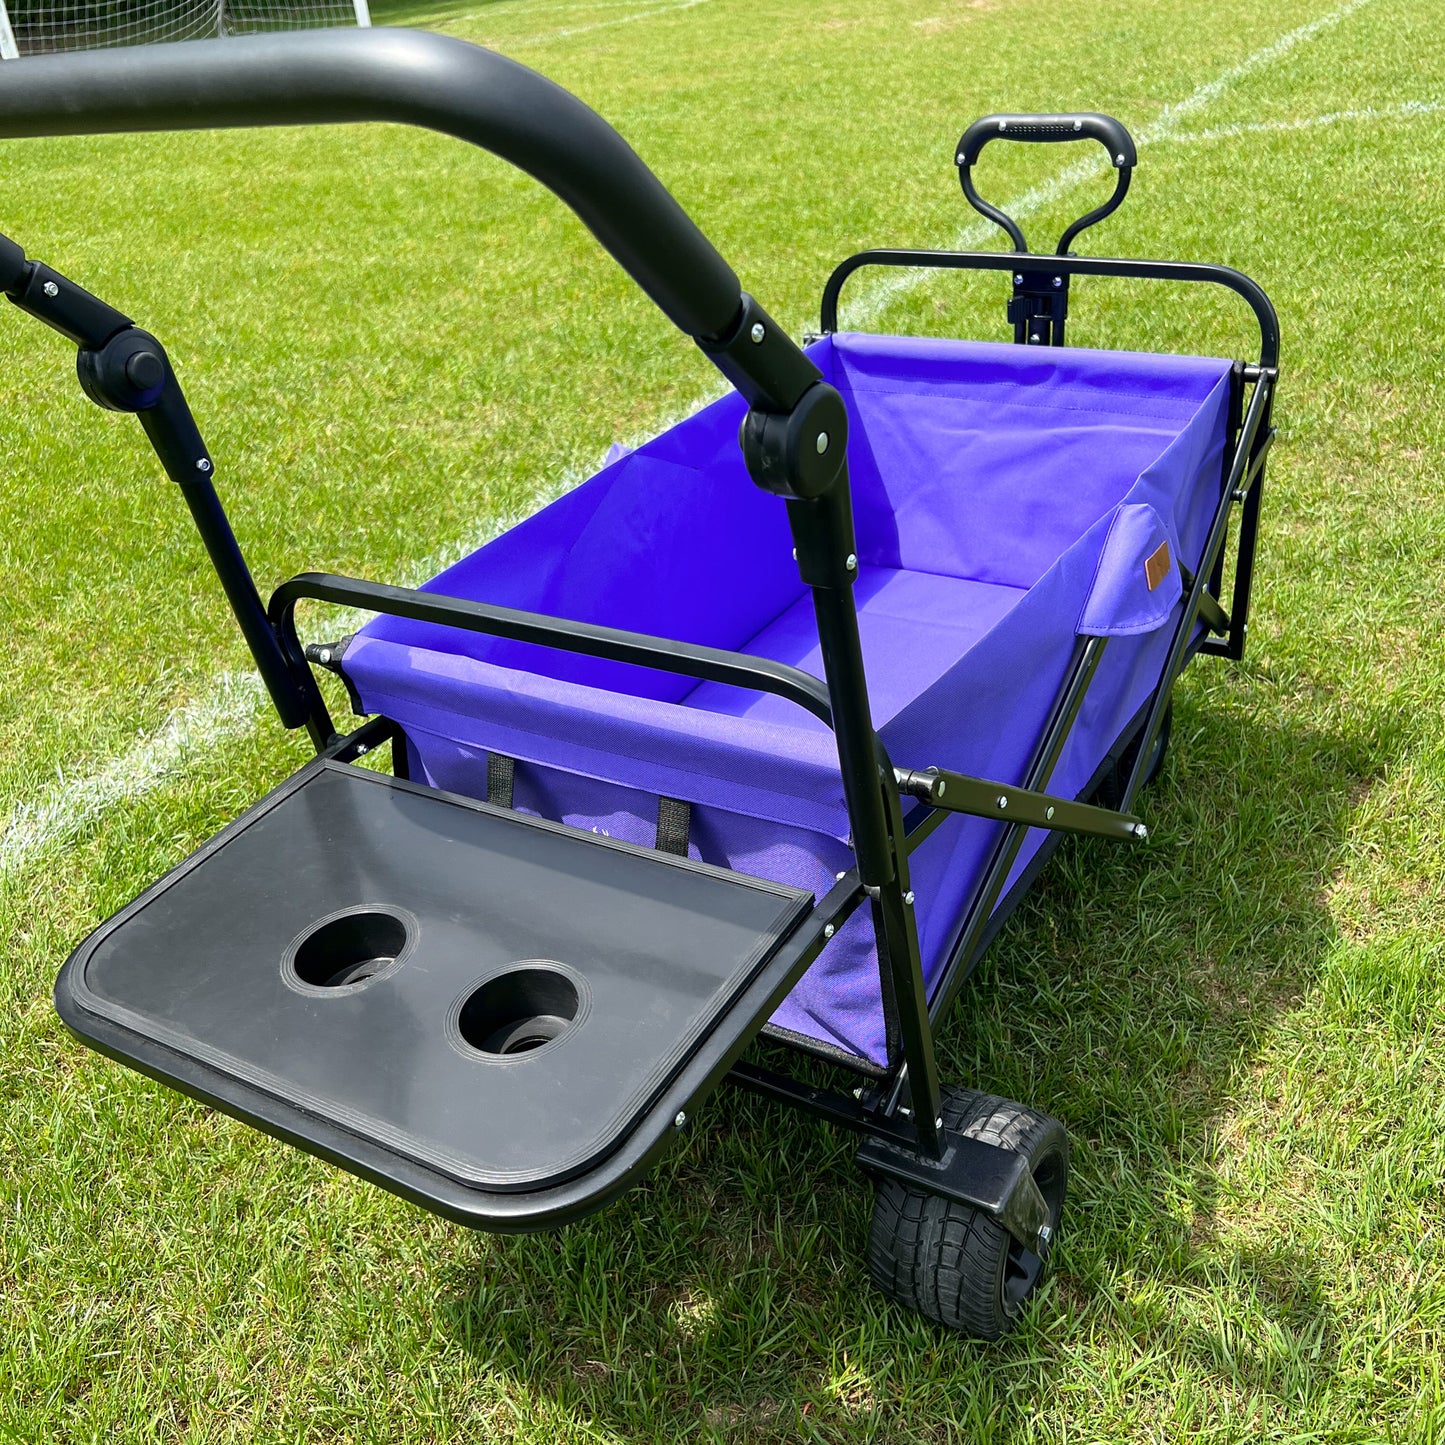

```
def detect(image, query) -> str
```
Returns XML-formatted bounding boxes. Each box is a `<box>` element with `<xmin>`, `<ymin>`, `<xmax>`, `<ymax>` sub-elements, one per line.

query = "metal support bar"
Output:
<box><xmin>2</xmin><ymin>238</ymin><xmax>320</xmax><ymax>738</ymax></box>
<box><xmin>871</xmin><ymin>763</ymin><xmax>943</xmax><ymax>1156</ymax></box>
<box><xmin>1178</xmin><ymin>565</ymin><xmax>1230</xmax><ymax>636</ymax></box>
<box><xmin>268</xmin><ymin>572</ymin><xmax>835</xmax><ymax>730</ymax></box>
<box><xmin>820</xmin><ymin>250</ymin><xmax>1280</xmax><ymax>372</ymax></box>
<box><xmin>920</xmin><ymin>636</ymin><xmax>1107</xmax><ymax>1041</ymax></box>
<box><xmin>1119</xmin><ymin>376</ymin><xmax>1273</xmax><ymax>811</ymax></box>
<box><xmin>725</xmin><ymin>1060</ymin><xmax>918</xmax><ymax>1147</ymax></box>
<box><xmin>1214</xmin><ymin>406</ymin><xmax>1275</xmax><ymax>661</ymax></box>
<box><xmin>894</xmin><ymin>763</ymin><xmax>1145</xmax><ymax>842</ymax></box>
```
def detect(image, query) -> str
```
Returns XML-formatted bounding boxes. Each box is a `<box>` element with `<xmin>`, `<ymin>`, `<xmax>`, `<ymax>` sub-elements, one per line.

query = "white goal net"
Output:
<box><xmin>0</xmin><ymin>0</ymin><xmax>369</xmax><ymax>60</ymax></box>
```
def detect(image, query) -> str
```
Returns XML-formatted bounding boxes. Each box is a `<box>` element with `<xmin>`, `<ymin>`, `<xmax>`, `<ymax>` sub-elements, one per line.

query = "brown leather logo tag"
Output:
<box><xmin>1144</xmin><ymin>540</ymin><xmax>1172</xmax><ymax>592</ymax></box>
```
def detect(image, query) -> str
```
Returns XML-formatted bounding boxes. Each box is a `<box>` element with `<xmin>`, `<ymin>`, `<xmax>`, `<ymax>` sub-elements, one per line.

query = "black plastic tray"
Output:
<box><xmin>57</xmin><ymin>760</ymin><xmax>813</xmax><ymax>1217</ymax></box>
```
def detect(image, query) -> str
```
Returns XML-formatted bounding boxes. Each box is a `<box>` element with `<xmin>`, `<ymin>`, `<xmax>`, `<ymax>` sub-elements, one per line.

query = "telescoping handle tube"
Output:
<box><xmin>955</xmin><ymin>112</ymin><xmax>1137</xmax><ymax>255</ymax></box>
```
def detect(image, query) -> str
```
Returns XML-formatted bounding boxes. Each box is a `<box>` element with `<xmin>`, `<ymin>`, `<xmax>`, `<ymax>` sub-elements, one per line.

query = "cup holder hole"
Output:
<box><xmin>457</xmin><ymin>966</ymin><xmax>581</xmax><ymax>1057</ymax></box>
<box><xmin>290</xmin><ymin>908</ymin><xmax>410</xmax><ymax>989</ymax></box>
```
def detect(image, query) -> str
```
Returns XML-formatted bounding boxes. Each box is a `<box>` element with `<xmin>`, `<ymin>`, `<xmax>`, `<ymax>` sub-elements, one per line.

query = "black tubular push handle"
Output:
<box><xmin>0</xmin><ymin>28</ymin><xmax>744</xmax><ymax>344</ymax></box>
<box><xmin>956</xmin><ymin>112</ymin><xmax>1137</xmax><ymax>169</ymax></box>
<box><xmin>956</xmin><ymin>111</ymin><xmax>1138</xmax><ymax>255</ymax></box>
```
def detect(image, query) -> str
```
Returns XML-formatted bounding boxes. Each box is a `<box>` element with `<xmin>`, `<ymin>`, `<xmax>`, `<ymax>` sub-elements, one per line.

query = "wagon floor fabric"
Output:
<box><xmin>682</xmin><ymin>568</ymin><xmax>1028</xmax><ymax>726</ymax></box>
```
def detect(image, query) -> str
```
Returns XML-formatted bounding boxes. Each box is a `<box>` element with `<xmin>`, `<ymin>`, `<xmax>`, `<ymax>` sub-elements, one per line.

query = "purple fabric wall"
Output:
<box><xmin>346</xmin><ymin>335</ymin><xmax>1233</xmax><ymax>1067</ymax></box>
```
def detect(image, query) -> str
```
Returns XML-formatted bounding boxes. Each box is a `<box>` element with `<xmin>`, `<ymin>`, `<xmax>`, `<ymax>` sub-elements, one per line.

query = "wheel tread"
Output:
<box><xmin>866</xmin><ymin>1088</ymin><xmax>1068</xmax><ymax>1338</ymax></box>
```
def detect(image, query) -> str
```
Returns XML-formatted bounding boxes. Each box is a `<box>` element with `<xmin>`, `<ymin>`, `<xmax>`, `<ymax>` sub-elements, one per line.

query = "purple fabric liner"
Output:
<box><xmin>346</xmin><ymin>334</ymin><xmax>1233</xmax><ymax>1068</ymax></box>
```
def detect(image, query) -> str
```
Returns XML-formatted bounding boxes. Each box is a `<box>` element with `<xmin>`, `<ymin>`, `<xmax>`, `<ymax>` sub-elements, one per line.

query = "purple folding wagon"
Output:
<box><xmin>1</xmin><ymin>32</ymin><xmax>1278</xmax><ymax>1336</ymax></box>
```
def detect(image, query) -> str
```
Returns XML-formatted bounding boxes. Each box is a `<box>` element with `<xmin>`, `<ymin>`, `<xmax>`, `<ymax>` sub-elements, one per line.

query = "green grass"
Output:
<box><xmin>3</xmin><ymin>0</ymin><xmax>1445</xmax><ymax>1438</ymax></box>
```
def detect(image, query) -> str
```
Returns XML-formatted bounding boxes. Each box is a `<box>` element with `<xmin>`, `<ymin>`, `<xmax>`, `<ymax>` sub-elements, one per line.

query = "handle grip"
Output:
<box><xmin>0</xmin><ymin>29</ymin><xmax>744</xmax><ymax>344</ymax></box>
<box><xmin>956</xmin><ymin>112</ymin><xmax>1137</xmax><ymax>169</ymax></box>
<box><xmin>954</xmin><ymin>111</ymin><xmax>1137</xmax><ymax>255</ymax></box>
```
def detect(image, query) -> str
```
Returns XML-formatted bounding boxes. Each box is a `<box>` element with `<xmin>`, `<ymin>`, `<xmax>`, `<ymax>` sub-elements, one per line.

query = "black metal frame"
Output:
<box><xmin>1</xmin><ymin>48</ymin><xmax>1279</xmax><ymax>1249</ymax></box>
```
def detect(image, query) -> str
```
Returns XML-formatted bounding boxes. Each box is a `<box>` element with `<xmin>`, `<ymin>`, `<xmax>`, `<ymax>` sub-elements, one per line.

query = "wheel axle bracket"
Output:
<box><xmin>856</xmin><ymin>1130</ymin><xmax>1050</xmax><ymax>1253</ymax></box>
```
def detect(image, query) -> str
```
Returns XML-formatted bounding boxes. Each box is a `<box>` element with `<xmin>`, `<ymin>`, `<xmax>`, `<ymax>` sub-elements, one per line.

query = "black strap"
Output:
<box><xmin>656</xmin><ymin>795</ymin><xmax>691</xmax><ymax>856</ymax></box>
<box><xmin>486</xmin><ymin>752</ymin><xmax>515</xmax><ymax>809</ymax></box>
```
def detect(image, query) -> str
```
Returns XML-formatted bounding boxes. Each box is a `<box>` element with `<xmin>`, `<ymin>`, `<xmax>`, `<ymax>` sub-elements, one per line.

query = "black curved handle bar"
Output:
<box><xmin>0</xmin><ymin>29</ymin><xmax>747</xmax><ymax>346</ymax></box>
<box><xmin>956</xmin><ymin>112</ymin><xmax>1136</xmax><ymax>169</ymax></box>
<box><xmin>955</xmin><ymin>112</ymin><xmax>1137</xmax><ymax>255</ymax></box>
<box><xmin>819</xmin><ymin>250</ymin><xmax>1280</xmax><ymax>373</ymax></box>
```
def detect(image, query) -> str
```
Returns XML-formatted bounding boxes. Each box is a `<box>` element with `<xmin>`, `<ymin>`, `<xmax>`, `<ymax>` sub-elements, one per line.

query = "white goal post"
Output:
<box><xmin>0</xmin><ymin>0</ymin><xmax>368</xmax><ymax>60</ymax></box>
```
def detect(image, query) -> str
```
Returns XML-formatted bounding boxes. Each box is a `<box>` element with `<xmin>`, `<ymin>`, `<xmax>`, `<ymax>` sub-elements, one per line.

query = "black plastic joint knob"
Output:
<box><xmin>77</xmin><ymin>328</ymin><xmax>169</xmax><ymax>412</ymax></box>
<box><xmin>740</xmin><ymin>383</ymin><xmax>849</xmax><ymax>500</ymax></box>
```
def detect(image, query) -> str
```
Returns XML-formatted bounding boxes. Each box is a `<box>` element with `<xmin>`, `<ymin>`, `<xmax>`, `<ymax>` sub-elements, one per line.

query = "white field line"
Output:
<box><xmin>485</xmin><ymin>0</ymin><xmax>690</xmax><ymax>15</ymax></box>
<box><xmin>846</xmin><ymin>0</ymin><xmax>1378</xmax><ymax>328</ymax></box>
<box><xmin>504</xmin><ymin>0</ymin><xmax>709</xmax><ymax>47</ymax></box>
<box><xmin>1165</xmin><ymin>98</ymin><xmax>1444</xmax><ymax>144</ymax></box>
<box><xmin>448</xmin><ymin>0</ymin><xmax>689</xmax><ymax>24</ymax></box>
<box><xmin>0</xmin><ymin>672</ymin><xmax>266</xmax><ymax>878</ymax></box>
<box><xmin>0</xmin><ymin>0</ymin><xmax>1377</xmax><ymax>880</ymax></box>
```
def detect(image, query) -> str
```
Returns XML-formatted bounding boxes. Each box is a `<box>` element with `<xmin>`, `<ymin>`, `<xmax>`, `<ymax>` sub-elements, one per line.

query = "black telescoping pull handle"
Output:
<box><xmin>955</xmin><ymin>112</ymin><xmax>1137</xmax><ymax>255</ymax></box>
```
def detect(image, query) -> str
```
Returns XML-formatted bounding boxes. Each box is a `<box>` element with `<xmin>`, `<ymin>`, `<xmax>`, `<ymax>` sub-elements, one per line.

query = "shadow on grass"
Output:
<box><xmin>430</xmin><ymin>691</ymin><xmax>1390</xmax><ymax>1441</ymax></box>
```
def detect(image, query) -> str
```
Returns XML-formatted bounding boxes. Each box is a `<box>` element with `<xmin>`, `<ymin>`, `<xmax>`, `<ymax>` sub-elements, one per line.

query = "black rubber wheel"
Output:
<box><xmin>866</xmin><ymin>1089</ymin><xmax>1069</xmax><ymax>1339</ymax></box>
<box><xmin>1093</xmin><ymin>697</ymin><xmax>1173</xmax><ymax>811</ymax></box>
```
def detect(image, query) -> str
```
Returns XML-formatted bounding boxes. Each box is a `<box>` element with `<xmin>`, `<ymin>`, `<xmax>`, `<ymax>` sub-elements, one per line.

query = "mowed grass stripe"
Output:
<box><xmin>3</xmin><ymin>0</ymin><xmax>1445</xmax><ymax>1439</ymax></box>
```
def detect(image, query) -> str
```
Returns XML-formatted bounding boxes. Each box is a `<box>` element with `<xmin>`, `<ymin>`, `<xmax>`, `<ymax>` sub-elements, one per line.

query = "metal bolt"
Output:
<box><xmin>319</xmin><ymin>648</ymin><xmax>332</xmax><ymax>665</ymax></box>
<box><xmin>997</xmin><ymin>795</ymin><xmax>1008</xmax><ymax>810</ymax></box>
<box><xmin>1116</xmin><ymin>152</ymin><xmax>1126</xmax><ymax>165</ymax></box>
<box><xmin>815</xmin><ymin>431</ymin><xmax>830</xmax><ymax>455</ymax></box>
<box><xmin>1045</xmin><ymin>805</ymin><xmax>1055</xmax><ymax>820</ymax></box>
<box><xmin>845</xmin><ymin>553</ymin><xmax>857</xmax><ymax>571</ymax></box>
<box><xmin>955</xmin><ymin>152</ymin><xmax>966</xmax><ymax>165</ymax></box>
<box><xmin>1038</xmin><ymin>1223</ymin><xmax>1053</xmax><ymax>1247</ymax></box>
<box><xmin>1014</xmin><ymin>274</ymin><xmax>1023</xmax><ymax>285</ymax></box>
<box><xmin>1134</xmin><ymin>823</ymin><xmax>1149</xmax><ymax>840</ymax></box>
<box><xmin>1052</xmin><ymin>276</ymin><xmax>1062</xmax><ymax>288</ymax></box>
<box><xmin>42</xmin><ymin>280</ymin><xmax>58</xmax><ymax>297</ymax></box>
<box><xmin>674</xmin><ymin>1111</ymin><xmax>687</xmax><ymax>1128</ymax></box>
<box><xmin>835</xmin><ymin>871</ymin><xmax>846</xmax><ymax>881</ymax></box>
<box><xmin>750</xmin><ymin>322</ymin><xmax>765</xmax><ymax>343</ymax></box>
<box><xmin>935</xmin><ymin>1116</ymin><xmax>944</xmax><ymax>1131</ymax></box>
<box><xmin>823</xmin><ymin>923</ymin><xmax>835</xmax><ymax>939</ymax></box>
<box><xmin>1030</xmin><ymin>332</ymin><xmax>1042</xmax><ymax>343</ymax></box>
<box><xmin>355</xmin><ymin>743</ymin><xmax>368</xmax><ymax>756</ymax></box>
<box><xmin>1073</xmin><ymin>120</ymin><xmax>1082</xmax><ymax>131</ymax></box>
<box><xmin>936</xmin><ymin>779</ymin><xmax>947</xmax><ymax>799</ymax></box>
<box><xmin>903</xmin><ymin>891</ymin><xmax>915</xmax><ymax>906</ymax></box>
<box><xmin>998</xmin><ymin>119</ymin><xmax>1007</xmax><ymax>131</ymax></box>
<box><xmin>196</xmin><ymin>458</ymin><xmax>212</xmax><ymax>473</ymax></box>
